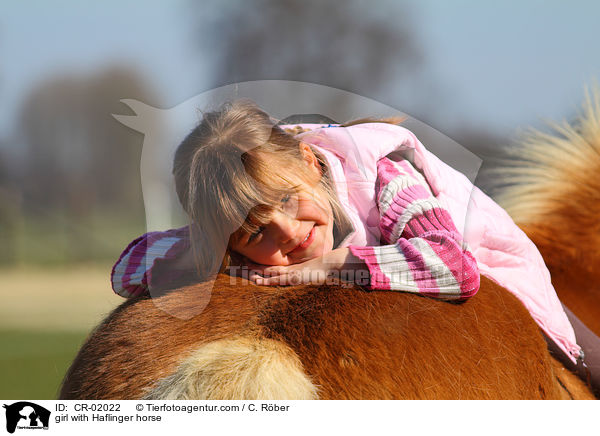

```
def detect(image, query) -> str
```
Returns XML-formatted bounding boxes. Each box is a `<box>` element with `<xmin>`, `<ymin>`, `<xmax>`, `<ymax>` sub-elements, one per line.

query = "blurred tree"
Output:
<box><xmin>15</xmin><ymin>66</ymin><xmax>156</xmax><ymax>263</ymax></box>
<box><xmin>194</xmin><ymin>0</ymin><xmax>423</xmax><ymax>107</ymax></box>
<box><xmin>192</xmin><ymin>0</ymin><xmax>505</xmax><ymax>168</ymax></box>
<box><xmin>18</xmin><ymin>67</ymin><xmax>152</xmax><ymax>211</ymax></box>
<box><xmin>0</xmin><ymin>146</ymin><xmax>21</xmax><ymax>264</ymax></box>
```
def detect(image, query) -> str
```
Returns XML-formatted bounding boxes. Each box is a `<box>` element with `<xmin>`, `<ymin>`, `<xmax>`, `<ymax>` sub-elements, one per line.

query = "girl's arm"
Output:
<box><xmin>111</xmin><ymin>226</ymin><xmax>194</xmax><ymax>297</ymax></box>
<box><xmin>348</xmin><ymin>157</ymin><xmax>480</xmax><ymax>300</ymax></box>
<box><xmin>252</xmin><ymin>157</ymin><xmax>479</xmax><ymax>300</ymax></box>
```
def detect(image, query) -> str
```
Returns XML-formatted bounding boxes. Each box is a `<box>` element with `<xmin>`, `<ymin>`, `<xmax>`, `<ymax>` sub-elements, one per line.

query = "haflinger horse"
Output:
<box><xmin>60</xmin><ymin>274</ymin><xmax>591</xmax><ymax>400</ymax></box>
<box><xmin>60</xmin><ymin>92</ymin><xmax>600</xmax><ymax>401</ymax></box>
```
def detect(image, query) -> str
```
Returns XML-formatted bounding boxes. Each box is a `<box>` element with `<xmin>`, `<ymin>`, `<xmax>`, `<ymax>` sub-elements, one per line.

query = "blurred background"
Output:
<box><xmin>1</xmin><ymin>0</ymin><xmax>599</xmax><ymax>398</ymax></box>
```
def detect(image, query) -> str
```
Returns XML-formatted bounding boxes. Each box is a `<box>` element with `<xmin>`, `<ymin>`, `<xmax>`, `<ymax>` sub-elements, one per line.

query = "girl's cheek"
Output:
<box><xmin>302</xmin><ymin>190</ymin><xmax>327</xmax><ymax>212</ymax></box>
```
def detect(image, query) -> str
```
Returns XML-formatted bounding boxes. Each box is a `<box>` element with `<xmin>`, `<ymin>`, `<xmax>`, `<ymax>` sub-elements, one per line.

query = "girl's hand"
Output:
<box><xmin>248</xmin><ymin>248</ymin><xmax>365</xmax><ymax>286</ymax></box>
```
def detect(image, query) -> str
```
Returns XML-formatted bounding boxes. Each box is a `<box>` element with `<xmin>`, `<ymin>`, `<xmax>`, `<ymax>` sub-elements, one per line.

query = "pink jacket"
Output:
<box><xmin>299</xmin><ymin>123</ymin><xmax>581</xmax><ymax>362</ymax></box>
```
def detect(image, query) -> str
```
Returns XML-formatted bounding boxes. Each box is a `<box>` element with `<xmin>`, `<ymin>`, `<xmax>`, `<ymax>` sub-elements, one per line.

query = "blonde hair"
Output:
<box><xmin>173</xmin><ymin>100</ymin><xmax>352</xmax><ymax>280</ymax></box>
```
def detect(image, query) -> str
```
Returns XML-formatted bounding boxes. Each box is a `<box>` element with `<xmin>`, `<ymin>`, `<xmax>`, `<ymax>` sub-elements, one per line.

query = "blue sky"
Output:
<box><xmin>415</xmin><ymin>0</ymin><xmax>600</xmax><ymax>133</ymax></box>
<box><xmin>1</xmin><ymin>0</ymin><xmax>599</xmax><ymax>146</ymax></box>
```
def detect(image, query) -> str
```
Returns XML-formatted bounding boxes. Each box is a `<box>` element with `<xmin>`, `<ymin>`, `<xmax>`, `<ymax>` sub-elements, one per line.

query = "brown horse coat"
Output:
<box><xmin>60</xmin><ymin>275</ymin><xmax>592</xmax><ymax>400</ymax></box>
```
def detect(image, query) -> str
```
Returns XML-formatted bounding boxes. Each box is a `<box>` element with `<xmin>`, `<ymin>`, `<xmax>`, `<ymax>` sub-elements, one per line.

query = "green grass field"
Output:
<box><xmin>0</xmin><ymin>330</ymin><xmax>88</xmax><ymax>399</ymax></box>
<box><xmin>0</xmin><ymin>265</ymin><xmax>123</xmax><ymax>399</ymax></box>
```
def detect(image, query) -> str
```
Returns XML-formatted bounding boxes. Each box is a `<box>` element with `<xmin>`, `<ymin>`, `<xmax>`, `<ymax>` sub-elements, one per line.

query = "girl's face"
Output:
<box><xmin>230</xmin><ymin>144</ymin><xmax>335</xmax><ymax>266</ymax></box>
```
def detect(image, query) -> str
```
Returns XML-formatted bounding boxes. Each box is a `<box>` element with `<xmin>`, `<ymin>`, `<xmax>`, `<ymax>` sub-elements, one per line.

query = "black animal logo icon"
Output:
<box><xmin>3</xmin><ymin>402</ymin><xmax>50</xmax><ymax>433</ymax></box>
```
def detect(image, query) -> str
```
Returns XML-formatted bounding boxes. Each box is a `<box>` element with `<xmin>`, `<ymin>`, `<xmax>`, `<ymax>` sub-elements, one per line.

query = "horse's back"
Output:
<box><xmin>60</xmin><ymin>275</ymin><xmax>574</xmax><ymax>399</ymax></box>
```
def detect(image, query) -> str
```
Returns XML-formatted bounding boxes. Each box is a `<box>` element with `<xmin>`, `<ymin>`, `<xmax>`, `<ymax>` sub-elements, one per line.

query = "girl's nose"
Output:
<box><xmin>269</xmin><ymin>211</ymin><xmax>299</xmax><ymax>244</ymax></box>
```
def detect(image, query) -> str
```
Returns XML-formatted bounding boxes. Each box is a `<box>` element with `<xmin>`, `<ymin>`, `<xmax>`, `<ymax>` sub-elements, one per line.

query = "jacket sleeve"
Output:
<box><xmin>110</xmin><ymin>226</ymin><xmax>192</xmax><ymax>298</ymax></box>
<box><xmin>348</xmin><ymin>157</ymin><xmax>480</xmax><ymax>300</ymax></box>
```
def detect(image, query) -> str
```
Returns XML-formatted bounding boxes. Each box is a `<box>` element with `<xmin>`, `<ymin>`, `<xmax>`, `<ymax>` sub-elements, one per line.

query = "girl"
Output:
<box><xmin>112</xmin><ymin>100</ymin><xmax>479</xmax><ymax>300</ymax></box>
<box><xmin>111</xmin><ymin>100</ymin><xmax>597</xmax><ymax>393</ymax></box>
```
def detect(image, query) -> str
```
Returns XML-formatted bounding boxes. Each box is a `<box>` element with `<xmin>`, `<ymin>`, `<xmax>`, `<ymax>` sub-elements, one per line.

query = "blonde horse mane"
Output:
<box><xmin>491</xmin><ymin>85</ymin><xmax>600</xmax><ymax>334</ymax></box>
<box><xmin>492</xmin><ymin>86</ymin><xmax>600</xmax><ymax>230</ymax></box>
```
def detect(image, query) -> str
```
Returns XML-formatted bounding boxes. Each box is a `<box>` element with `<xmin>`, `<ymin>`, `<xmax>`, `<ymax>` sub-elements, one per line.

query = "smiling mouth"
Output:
<box><xmin>289</xmin><ymin>227</ymin><xmax>315</xmax><ymax>254</ymax></box>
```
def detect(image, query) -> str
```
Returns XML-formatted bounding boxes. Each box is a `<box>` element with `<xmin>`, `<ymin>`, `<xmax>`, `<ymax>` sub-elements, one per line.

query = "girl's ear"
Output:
<box><xmin>299</xmin><ymin>142</ymin><xmax>322</xmax><ymax>177</ymax></box>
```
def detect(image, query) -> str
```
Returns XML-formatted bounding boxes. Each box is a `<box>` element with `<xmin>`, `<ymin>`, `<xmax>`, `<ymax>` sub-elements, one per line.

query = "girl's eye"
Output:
<box><xmin>280</xmin><ymin>193</ymin><xmax>298</xmax><ymax>215</ymax></box>
<box><xmin>248</xmin><ymin>226</ymin><xmax>264</xmax><ymax>242</ymax></box>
